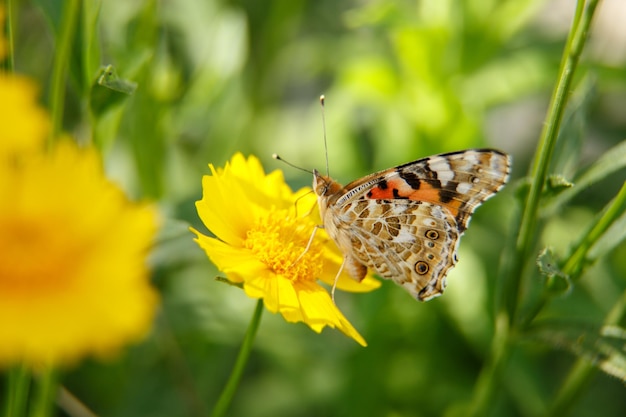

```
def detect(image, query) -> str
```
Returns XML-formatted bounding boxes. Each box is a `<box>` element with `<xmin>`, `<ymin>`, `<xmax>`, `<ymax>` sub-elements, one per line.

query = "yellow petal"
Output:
<box><xmin>191</xmin><ymin>232</ymin><xmax>266</xmax><ymax>283</ymax></box>
<box><xmin>195</xmin><ymin>167</ymin><xmax>256</xmax><ymax>245</ymax></box>
<box><xmin>294</xmin><ymin>280</ymin><xmax>367</xmax><ymax>346</ymax></box>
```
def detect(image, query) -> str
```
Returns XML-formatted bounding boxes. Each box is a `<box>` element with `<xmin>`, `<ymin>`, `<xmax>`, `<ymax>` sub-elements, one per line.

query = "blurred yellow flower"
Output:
<box><xmin>0</xmin><ymin>142</ymin><xmax>159</xmax><ymax>366</ymax></box>
<box><xmin>191</xmin><ymin>153</ymin><xmax>380</xmax><ymax>346</ymax></box>
<box><xmin>0</xmin><ymin>74</ymin><xmax>50</xmax><ymax>157</ymax></box>
<box><xmin>0</xmin><ymin>77</ymin><xmax>159</xmax><ymax>366</ymax></box>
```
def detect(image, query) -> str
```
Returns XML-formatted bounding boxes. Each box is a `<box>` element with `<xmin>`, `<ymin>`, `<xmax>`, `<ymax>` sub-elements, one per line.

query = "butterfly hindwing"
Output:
<box><xmin>338</xmin><ymin>199</ymin><xmax>460</xmax><ymax>300</ymax></box>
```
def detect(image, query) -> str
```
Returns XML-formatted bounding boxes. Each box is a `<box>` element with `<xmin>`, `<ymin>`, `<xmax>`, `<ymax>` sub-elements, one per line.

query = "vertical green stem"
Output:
<box><xmin>31</xmin><ymin>368</ymin><xmax>58</xmax><ymax>417</ymax></box>
<box><xmin>48</xmin><ymin>0</ymin><xmax>80</xmax><ymax>143</ymax></box>
<box><xmin>469</xmin><ymin>1</ymin><xmax>601</xmax><ymax>415</ymax></box>
<box><xmin>502</xmin><ymin>0</ymin><xmax>598</xmax><ymax>324</ymax></box>
<box><xmin>1</xmin><ymin>0</ymin><xmax>15</xmax><ymax>72</ymax></box>
<box><xmin>211</xmin><ymin>299</ymin><xmax>264</xmax><ymax>417</ymax></box>
<box><xmin>3</xmin><ymin>365</ymin><xmax>30</xmax><ymax>417</ymax></box>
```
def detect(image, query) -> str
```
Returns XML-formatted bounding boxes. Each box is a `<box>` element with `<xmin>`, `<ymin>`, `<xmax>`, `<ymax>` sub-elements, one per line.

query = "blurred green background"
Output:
<box><xmin>5</xmin><ymin>0</ymin><xmax>626</xmax><ymax>416</ymax></box>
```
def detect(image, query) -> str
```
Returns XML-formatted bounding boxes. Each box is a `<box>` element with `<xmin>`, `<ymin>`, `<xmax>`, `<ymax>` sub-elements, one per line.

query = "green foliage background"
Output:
<box><xmin>3</xmin><ymin>0</ymin><xmax>626</xmax><ymax>416</ymax></box>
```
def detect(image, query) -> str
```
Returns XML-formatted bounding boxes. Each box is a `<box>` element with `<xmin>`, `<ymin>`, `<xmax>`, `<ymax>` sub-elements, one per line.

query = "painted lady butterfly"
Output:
<box><xmin>314</xmin><ymin>149</ymin><xmax>511</xmax><ymax>301</ymax></box>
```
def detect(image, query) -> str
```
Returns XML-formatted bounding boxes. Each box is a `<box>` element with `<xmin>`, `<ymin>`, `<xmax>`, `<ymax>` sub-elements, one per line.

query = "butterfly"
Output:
<box><xmin>313</xmin><ymin>149</ymin><xmax>511</xmax><ymax>301</ymax></box>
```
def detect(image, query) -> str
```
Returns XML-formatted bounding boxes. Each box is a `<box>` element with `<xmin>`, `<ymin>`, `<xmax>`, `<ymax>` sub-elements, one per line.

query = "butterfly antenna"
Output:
<box><xmin>272</xmin><ymin>154</ymin><xmax>313</xmax><ymax>175</ymax></box>
<box><xmin>320</xmin><ymin>95</ymin><xmax>330</xmax><ymax>177</ymax></box>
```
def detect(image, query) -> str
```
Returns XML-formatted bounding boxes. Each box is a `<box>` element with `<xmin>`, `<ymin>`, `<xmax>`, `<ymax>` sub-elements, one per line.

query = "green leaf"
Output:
<box><xmin>215</xmin><ymin>277</ymin><xmax>243</xmax><ymax>289</ymax></box>
<box><xmin>561</xmin><ymin>181</ymin><xmax>626</xmax><ymax>280</ymax></box>
<box><xmin>545</xmin><ymin>174</ymin><xmax>574</xmax><ymax>196</ymax></box>
<box><xmin>96</xmin><ymin>65</ymin><xmax>138</xmax><ymax>94</ymax></box>
<box><xmin>89</xmin><ymin>65</ymin><xmax>137</xmax><ymax>116</ymax></box>
<box><xmin>536</xmin><ymin>247</ymin><xmax>571</xmax><ymax>296</ymax></box>
<box><xmin>544</xmin><ymin>140</ymin><xmax>626</xmax><ymax>216</ymax></box>
<box><xmin>528</xmin><ymin>321</ymin><xmax>626</xmax><ymax>382</ymax></box>
<box><xmin>588</xmin><ymin>207</ymin><xmax>626</xmax><ymax>262</ymax></box>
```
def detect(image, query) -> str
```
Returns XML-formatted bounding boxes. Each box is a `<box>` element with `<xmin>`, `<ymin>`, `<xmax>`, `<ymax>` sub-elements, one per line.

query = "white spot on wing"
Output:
<box><xmin>396</xmin><ymin>228</ymin><xmax>416</xmax><ymax>243</ymax></box>
<box><xmin>456</xmin><ymin>182</ymin><xmax>472</xmax><ymax>194</ymax></box>
<box><xmin>427</xmin><ymin>158</ymin><xmax>453</xmax><ymax>185</ymax></box>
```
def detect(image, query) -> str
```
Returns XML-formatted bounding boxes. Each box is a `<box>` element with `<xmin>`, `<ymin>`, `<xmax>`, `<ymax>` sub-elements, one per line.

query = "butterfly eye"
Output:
<box><xmin>415</xmin><ymin>261</ymin><xmax>429</xmax><ymax>275</ymax></box>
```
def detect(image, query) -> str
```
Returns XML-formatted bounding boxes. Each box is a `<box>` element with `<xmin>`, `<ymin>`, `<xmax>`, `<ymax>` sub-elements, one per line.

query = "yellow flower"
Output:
<box><xmin>0</xmin><ymin>139</ymin><xmax>159</xmax><ymax>366</ymax></box>
<box><xmin>191</xmin><ymin>153</ymin><xmax>380</xmax><ymax>346</ymax></box>
<box><xmin>0</xmin><ymin>75</ymin><xmax>50</xmax><ymax>158</ymax></box>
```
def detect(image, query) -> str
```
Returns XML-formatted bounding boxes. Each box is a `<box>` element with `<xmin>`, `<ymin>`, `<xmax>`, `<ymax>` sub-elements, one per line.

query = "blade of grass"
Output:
<box><xmin>48</xmin><ymin>0</ymin><xmax>80</xmax><ymax>143</ymax></box>
<box><xmin>547</xmin><ymin>288</ymin><xmax>626</xmax><ymax>416</ymax></box>
<box><xmin>2</xmin><ymin>365</ymin><xmax>30</xmax><ymax>417</ymax></box>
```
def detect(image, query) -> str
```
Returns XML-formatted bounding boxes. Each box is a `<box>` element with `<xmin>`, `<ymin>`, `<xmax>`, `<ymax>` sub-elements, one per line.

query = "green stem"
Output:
<box><xmin>466</xmin><ymin>312</ymin><xmax>511</xmax><ymax>417</ymax></box>
<box><xmin>48</xmin><ymin>0</ymin><xmax>80</xmax><ymax>143</ymax></box>
<box><xmin>471</xmin><ymin>1</ymin><xmax>601</xmax><ymax>415</ymax></box>
<box><xmin>561</xmin><ymin>181</ymin><xmax>626</xmax><ymax>278</ymax></box>
<box><xmin>3</xmin><ymin>365</ymin><xmax>30</xmax><ymax>417</ymax></box>
<box><xmin>521</xmin><ymin>181</ymin><xmax>626</xmax><ymax>327</ymax></box>
<box><xmin>503</xmin><ymin>0</ymin><xmax>597</xmax><ymax>325</ymax></box>
<box><xmin>211</xmin><ymin>299</ymin><xmax>264</xmax><ymax>417</ymax></box>
<box><xmin>547</xmin><ymin>288</ymin><xmax>626</xmax><ymax>416</ymax></box>
<box><xmin>1</xmin><ymin>0</ymin><xmax>15</xmax><ymax>72</ymax></box>
<box><xmin>31</xmin><ymin>367</ymin><xmax>58</xmax><ymax>417</ymax></box>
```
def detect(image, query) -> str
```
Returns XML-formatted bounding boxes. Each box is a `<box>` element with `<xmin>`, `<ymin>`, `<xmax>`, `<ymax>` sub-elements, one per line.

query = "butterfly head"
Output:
<box><xmin>313</xmin><ymin>169</ymin><xmax>342</xmax><ymax>198</ymax></box>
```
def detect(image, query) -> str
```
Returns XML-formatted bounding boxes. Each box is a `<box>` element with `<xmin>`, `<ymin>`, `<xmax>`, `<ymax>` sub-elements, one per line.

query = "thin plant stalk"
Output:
<box><xmin>522</xmin><ymin>181</ymin><xmax>626</xmax><ymax>326</ymax></box>
<box><xmin>211</xmin><ymin>299</ymin><xmax>264</xmax><ymax>417</ymax></box>
<box><xmin>468</xmin><ymin>1</ymin><xmax>601</xmax><ymax>415</ymax></box>
<box><xmin>31</xmin><ymin>368</ymin><xmax>57</xmax><ymax>417</ymax></box>
<box><xmin>48</xmin><ymin>0</ymin><xmax>80</xmax><ymax>144</ymax></box>
<box><xmin>3</xmin><ymin>365</ymin><xmax>30</xmax><ymax>417</ymax></box>
<box><xmin>1</xmin><ymin>0</ymin><xmax>15</xmax><ymax>72</ymax></box>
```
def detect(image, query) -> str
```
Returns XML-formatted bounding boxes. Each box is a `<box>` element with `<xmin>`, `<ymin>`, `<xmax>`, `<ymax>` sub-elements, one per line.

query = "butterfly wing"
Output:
<box><xmin>319</xmin><ymin>149</ymin><xmax>510</xmax><ymax>301</ymax></box>
<box><xmin>338</xmin><ymin>199</ymin><xmax>460</xmax><ymax>300</ymax></box>
<box><xmin>337</xmin><ymin>149</ymin><xmax>511</xmax><ymax>233</ymax></box>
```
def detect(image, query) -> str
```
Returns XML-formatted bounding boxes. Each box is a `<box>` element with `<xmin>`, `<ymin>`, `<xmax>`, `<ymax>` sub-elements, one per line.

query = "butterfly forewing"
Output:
<box><xmin>314</xmin><ymin>149</ymin><xmax>511</xmax><ymax>301</ymax></box>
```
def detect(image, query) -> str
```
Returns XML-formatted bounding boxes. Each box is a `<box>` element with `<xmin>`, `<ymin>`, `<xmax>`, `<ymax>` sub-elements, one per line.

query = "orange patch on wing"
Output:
<box><xmin>408</xmin><ymin>186</ymin><xmax>463</xmax><ymax>217</ymax></box>
<box><xmin>367</xmin><ymin>178</ymin><xmax>463</xmax><ymax>217</ymax></box>
<box><xmin>367</xmin><ymin>186</ymin><xmax>394</xmax><ymax>199</ymax></box>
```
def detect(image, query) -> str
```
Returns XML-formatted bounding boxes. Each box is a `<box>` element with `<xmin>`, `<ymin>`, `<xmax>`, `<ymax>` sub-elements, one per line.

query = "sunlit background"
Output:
<box><xmin>3</xmin><ymin>0</ymin><xmax>626</xmax><ymax>416</ymax></box>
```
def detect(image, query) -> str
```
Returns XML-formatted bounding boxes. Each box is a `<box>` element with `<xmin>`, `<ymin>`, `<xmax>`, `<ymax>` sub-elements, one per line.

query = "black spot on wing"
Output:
<box><xmin>398</xmin><ymin>170</ymin><xmax>422</xmax><ymax>190</ymax></box>
<box><xmin>438</xmin><ymin>189</ymin><xmax>455</xmax><ymax>204</ymax></box>
<box><xmin>378</xmin><ymin>179</ymin><xmax>388</xmax><ymax>190</ymax></box>
<box><xmin>393</xmin><ymin>188</ymin><xmax>408</xmax><ymax>199</ymax></box>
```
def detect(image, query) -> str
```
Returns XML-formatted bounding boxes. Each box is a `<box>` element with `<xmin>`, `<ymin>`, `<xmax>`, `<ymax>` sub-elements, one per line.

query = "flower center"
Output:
<box><xmin>0</xmin><ymin>215</ymin><xmax>82</xmax><ymax>298</ymax></box>
<box><xmin>245</xmin><ymin>209</ymin><xmax>323</xmax><ymax>283</ymax></box>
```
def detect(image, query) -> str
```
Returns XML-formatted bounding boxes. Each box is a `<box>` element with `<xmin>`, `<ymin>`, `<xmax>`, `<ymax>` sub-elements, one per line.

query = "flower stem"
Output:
<box><xmin>31</xmin><ymin>367</ymin><xmax>58</xmax><ymax>417</ymax></box>
<box><xmin>501</xmin><ymin>0</ymin><xmax>597</xmax><ymax>325</ymax></box>
<box><xmin>1</xmin><ymin>0</ymin><xmax>15</xmax><ymax>72</ymax></box>
<box><xmin>3</xmin><ymin>364</ymin><xmax>30</xmax><ymax>417</ymax></box>
<box><xmin>48</xmin><ymin>0</ymin><xmax>80</xmax><ymax>144</ymax></box>
<box><xmin>211</xmin><ymin>299</ymin><xmax>264</xmax><ymax>417</ymax></box>
<box><xmin>470</xmin><ymin>1</ymin><xmax>601</xmax><ymax>415</ymax></box>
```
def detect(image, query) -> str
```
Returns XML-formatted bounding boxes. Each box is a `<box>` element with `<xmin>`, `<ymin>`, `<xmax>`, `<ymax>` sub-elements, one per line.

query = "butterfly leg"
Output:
<box><xmin>288</xmin><ymin>224</ymin><xmax>324</xmax><ymax>269</ymax></box>
<box><xmin>331</xmin><ymin>258</ymin><xmax>346</xmax><ymax>304</ymax></box>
